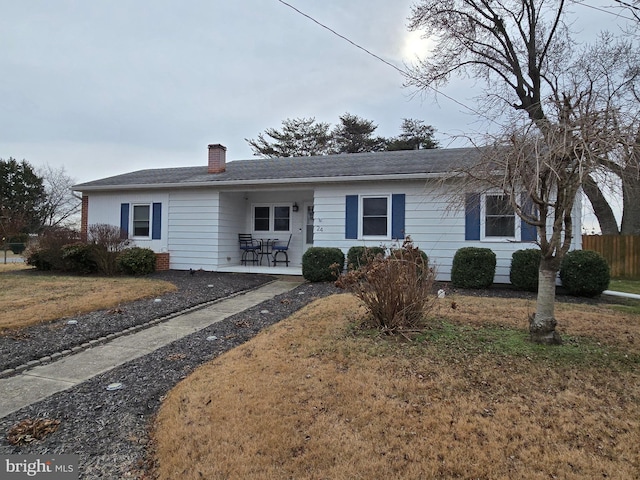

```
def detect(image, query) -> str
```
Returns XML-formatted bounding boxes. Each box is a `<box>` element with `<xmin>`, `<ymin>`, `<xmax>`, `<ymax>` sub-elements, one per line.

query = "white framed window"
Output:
<box><xmin>132</xmin><ymin>204</ymin><xmax>151</xmax><ymax>238</ymax></box>
<box><xmin>254</xmin><ymin>205</ymin><xmax>270</xmax><ymax>231</ymax></box>
<box><xmin>361</xmin><ymin>195</ymin><xmax>390</xmax><ymax>238</ymax></box>
<box><xmin>252</xmin><ymin>204</ymin><xmax>291</xmax><ymax>233</ymax></box>
<box><xmin>481</xmin><ymin>194</ymin><xmax>517</xmax><ymax>240</ymax></box>
<box><xmin>273</xmin><ymin>206</ymin><xmax>291</xmax><ymax>232</ymax></box>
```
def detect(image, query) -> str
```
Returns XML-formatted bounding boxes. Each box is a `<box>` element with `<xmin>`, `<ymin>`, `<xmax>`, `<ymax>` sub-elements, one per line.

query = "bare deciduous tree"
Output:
<box><xmin>406</xmin><ymin>0</ymin><xmax>632</xmax><ymax>343</ymax></box>
<box><xmin>570</xmin><ymin>35</ymin><xmax>640</xmax><ymax>234</ymax></box>
<box><xmin>466</xmin><ymin>103</ymin><xmax>606</xmax><ymax>344</ymax></box>
<box><xmin>39</xmin><ymin>165</ymin><xmax>82</xmax><ymax>230</ymax></box>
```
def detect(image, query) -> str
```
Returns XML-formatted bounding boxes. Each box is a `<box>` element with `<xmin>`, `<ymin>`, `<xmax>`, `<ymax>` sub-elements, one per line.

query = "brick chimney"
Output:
<box><xmin>208</xmin><ymin>144</ymin><xmax>227</xmax><ymax>173</ymax></box>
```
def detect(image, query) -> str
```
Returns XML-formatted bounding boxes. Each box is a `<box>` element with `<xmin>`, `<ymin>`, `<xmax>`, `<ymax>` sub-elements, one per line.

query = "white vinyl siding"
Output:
<box><xmin>84</xmin><ymin>191</ymin><xmax>168</xmax><ymax>251</ymax></box>
<box><xmin>81</xmin><ymin>179</ymin><xmax>581</xmax><ymax>282</ymax></box>
<box><xmin>167</xmin><ymin>191</ymin><xmax>219</xmax><ymax>270</ymax></box>
<box><xmin>312</xmin><ymin>179</ymin><xmax>581</xmax><ymax>284</ymax></box>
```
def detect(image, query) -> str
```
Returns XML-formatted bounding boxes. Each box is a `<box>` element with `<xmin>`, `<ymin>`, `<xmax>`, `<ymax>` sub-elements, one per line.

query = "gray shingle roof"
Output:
<box><xmin>73</xmin><ymin>147</ymin><xmax>481</xmax><ymax>191</ymax></box>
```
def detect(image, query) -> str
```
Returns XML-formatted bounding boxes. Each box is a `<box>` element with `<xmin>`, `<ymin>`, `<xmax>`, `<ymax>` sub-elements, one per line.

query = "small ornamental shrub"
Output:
<box><xmin>117</xmin><ymin>247</ymin><xmax>157</xmax><ymax>275</ymax></box>
<box><xmin>302</xmin><ymin>247</ymin><xmax>345</xmax><ymax>282</ymax></box>
<box><xmin>25</xmin><ymin>228</ymin><xmax>80</xmax><ymax>271</ymax></box>
<box><xmin>26</xmin><ymin>249</ymin><xmax>56</xmax><ymax>271</ymax></box>
<box><xmin>61</xmin><ymin>243</ymin><xmax>99</xmax><ymax>274</ymax></box>
<box><xmin>88</xmin><ymin>224</ymin><xmax>130</xmax><ymax>275</ymax></box>
<box><xmin>510</xmin><ymin>248</ymin><xmax>542</xmax><ymax>292</ymax></box>
<box><xmin>451</xmin><ymin>247</ymin><xmax>496</xmax><ymax>289</ymax></box>
<box><xmin>346</xmin><ymin>246</ymin><xmax>385</xmax><ymax>270</ymax></box>
<box><xmin>560</xmin><ymin>250</ymin><xmax>610</xmax><ymax>297</ymax></box>
<box><xmin>336</xmin><ymin>238</ymin><xmax>436</xmax><ymax>331</ymax></box>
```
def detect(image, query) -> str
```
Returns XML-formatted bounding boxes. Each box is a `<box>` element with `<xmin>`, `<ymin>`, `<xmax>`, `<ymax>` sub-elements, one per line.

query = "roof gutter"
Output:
<box><xmin>73</xmin><ymin>172</ymin><xmax>460</xmax><ymax>192</ymax></box>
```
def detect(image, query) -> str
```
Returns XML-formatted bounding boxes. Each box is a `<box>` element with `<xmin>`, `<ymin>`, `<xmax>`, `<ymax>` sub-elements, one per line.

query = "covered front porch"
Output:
<box><xmin>214</xmin><ymin>187</ymin><xmax>314</xmax><ymax>274</ymax></box>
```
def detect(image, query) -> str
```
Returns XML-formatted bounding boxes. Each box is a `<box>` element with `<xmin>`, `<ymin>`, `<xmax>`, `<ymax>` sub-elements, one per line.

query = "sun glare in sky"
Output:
<box><xmin>400</xmin><ymin>29</ymin><xmax>433</xmax><ymax>61</ymax></box>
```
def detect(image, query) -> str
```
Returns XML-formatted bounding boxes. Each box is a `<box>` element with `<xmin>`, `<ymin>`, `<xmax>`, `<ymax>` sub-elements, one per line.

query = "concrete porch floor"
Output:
<box><xmin>217</xmin><ymin>264</ymin><xmax>303</xmax><ymax>276</ymax></box>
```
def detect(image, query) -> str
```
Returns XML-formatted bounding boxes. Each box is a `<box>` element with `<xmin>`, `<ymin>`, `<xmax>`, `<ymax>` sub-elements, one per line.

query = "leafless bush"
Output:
<box><xmin>335</xmin><ymin>238</ymin><xmax>436</xmax><ymax>332</ymax></box>
<box><xmin>87</xmin><ymin>224</ymin><xmax>130</xmax><ymax>275</ymax></box>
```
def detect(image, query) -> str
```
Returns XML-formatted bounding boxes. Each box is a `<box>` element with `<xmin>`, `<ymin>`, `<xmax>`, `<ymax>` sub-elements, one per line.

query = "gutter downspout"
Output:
<box><xmin>602</xmin><ymin>290</ymin><xmax>640</xmax><ymax>301</ymax></box>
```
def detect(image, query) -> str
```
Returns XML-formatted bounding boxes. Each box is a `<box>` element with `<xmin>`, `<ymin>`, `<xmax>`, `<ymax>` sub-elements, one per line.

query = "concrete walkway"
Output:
<box><xmin>0</xmin><ymin>279</ymin><xmax>304</xmax><ymax>419</ymax></box>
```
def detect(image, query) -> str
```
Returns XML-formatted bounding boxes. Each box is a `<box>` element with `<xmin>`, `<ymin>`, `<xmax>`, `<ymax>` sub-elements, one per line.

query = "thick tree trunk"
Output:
<box><xmin>620</xmin><ymin>170</ymin><xmax>640</xmax><ymax>235</ymax></box>
<box><xmin>582</xmin><ymin>176</ymin><xmax>620</xmax><ymax>235</ymax></box>
<box><xmin>530</xmin><ymin>265</ymin><xmax>562</xmax><ymax>345</ymax></box>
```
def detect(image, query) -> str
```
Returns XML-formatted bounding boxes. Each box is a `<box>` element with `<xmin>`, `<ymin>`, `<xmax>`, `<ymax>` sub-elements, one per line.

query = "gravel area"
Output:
<box><xmin>0</xmin><ymin>270</ymin><xmax>340</xmax><ymax>479</ymax></box>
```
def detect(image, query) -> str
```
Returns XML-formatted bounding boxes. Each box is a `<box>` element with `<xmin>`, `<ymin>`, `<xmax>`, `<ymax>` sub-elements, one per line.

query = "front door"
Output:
<box><xmin>303</xmin><ymin>203</ymin><xmax>314</xmax><ymax>253</ymax></box>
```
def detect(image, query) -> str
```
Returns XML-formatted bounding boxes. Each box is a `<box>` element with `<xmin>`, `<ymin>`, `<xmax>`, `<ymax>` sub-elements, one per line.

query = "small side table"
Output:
<box><xmin>258</xmin><ymin>238</ymin><xmax>278</xmax><ymax>266</ymax></box>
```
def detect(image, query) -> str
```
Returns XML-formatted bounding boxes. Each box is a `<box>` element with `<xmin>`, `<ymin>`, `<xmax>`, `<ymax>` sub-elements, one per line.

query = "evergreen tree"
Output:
<box><xmin>386</xmin><ymin>119</ymin><xmax>439</xmax><ymax>150</ymax></box>
<box><xmin>245</xmin><ymin>117</ymin><xmax>331</xmax><ymax>158</ymax></box>
<box><xmin>331</xmin><ymin>113</ymin><xmax>387</xmax><ymax>153</ymax></box>
<box><xmin>0</xmin><ymin>158</ymin><xmax>46</xmax><ymax>236</ymax></box>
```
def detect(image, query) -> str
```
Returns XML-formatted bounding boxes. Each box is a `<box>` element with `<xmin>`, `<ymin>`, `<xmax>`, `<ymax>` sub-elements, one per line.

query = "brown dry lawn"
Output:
<box><xmin>0</xmin><ymin>264</ymin><xmax>176</xmax><ymax>332</ymax></box>
<box><xmin>153</xmin><ymin>293</ymin><xmax>640</xmax><ymax>480</ymax></box>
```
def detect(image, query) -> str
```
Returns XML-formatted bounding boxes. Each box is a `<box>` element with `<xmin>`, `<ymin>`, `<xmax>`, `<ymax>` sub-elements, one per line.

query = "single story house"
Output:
<box><xmin>72</xmin><ymin>144</ymin><xmax>582</xmax><ymax>283</ymax></box>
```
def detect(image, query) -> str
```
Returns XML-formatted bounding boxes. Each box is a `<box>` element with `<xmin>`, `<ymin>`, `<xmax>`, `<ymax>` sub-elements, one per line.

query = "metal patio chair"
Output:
<box><xmin>238</xmin><ymin>234</ymin><xmax>260</xmax><ymax>265</ymax></box>
<box><xmin>272</xmin><ymin>234</ymin><xmax>292</xmax><ymax>267</ymax></box>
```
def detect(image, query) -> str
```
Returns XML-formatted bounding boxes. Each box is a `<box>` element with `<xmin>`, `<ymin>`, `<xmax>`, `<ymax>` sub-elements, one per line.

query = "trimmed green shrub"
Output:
<box><xmin>302</xmin><ymin>247</ymin><xmax>345</xmax><ymax>282</ymax></box>
<box><xmin>346</xmin><ymin>246</ymin><xmax>385</xmax><ymax>270</ymax></box>
<box><xmin>560</xmin><ymin>250</ymin><xmax>610</xmax><ymax>297</ymax></box>
<box><xmin>61</xmin><ymin>243</ymin><xmax>99</xmax><ymax>273</ymax></box>
<box><xmin>117</xmin><ymin>247</ymin><xmax>157</xmax><ymax>275</ymax></box>
<box><xmin>451</xmin><ymin>247</ymin><xmax>496</xmax><ymax>289</ymax></box>
<box><xmin>26</xmin><ymin>249</ymin><xmax>56</xmax><ymax>270</ymax></box>
<box><xmin>510</xmin><ymin>248</ymin><xmax>541</xmax><ymax>292</ymax></box>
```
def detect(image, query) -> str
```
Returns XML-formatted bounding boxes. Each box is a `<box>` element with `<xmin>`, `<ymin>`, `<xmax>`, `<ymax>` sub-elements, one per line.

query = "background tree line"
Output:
<box><xmin>246</xmin><ymin>113</ymin><xmax>438</xmax><ymax>158</ymax></box>
<box><xmin>0</xmin><ymin>158</ymin><xmax>80</xmax><ymax>243</ymax></box>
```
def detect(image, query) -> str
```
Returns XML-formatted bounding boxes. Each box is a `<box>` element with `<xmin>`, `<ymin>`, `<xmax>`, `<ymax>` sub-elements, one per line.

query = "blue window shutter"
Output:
<box><xmin>345</xmin><ymin>195</ymin><xmax>358</xmax><ymax>239</ymax></box>
<box><xmin>520</xmin><ymin>193</ymin><xmax>537</xmax><ymax>242</ymax></box>
<box><xmin>465</xmin><ymin>193</ymin><xmax>480</xmax><ymax>241</ymax></box>
<box><xmin>152</xmin><ymin>203</ymin><xmax>162</xmax><ymax>240</ymax></box>
<box><xmin>120</xmin><ymin>203</ymin><xmax>129</xmax><ymax>237</ymax></box>
<box><xmin>391</xmin><ymin>194</ymin><xmax>405</xmax><ymax>239</ymax></box>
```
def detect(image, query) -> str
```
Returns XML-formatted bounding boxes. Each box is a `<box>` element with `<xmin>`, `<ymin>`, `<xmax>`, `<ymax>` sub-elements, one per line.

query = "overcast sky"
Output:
<box><xmin>0</xmin><ymin>0</ymin><xmax>631</xmax><ymax>187</ymax></box>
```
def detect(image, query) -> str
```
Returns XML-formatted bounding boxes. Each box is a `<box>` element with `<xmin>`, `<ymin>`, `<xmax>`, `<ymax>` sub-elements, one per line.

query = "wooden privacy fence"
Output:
<box><xmin>582</xmin><ymin>235</ymin><xmax>640</xmax><ymax>278</ymax></box>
